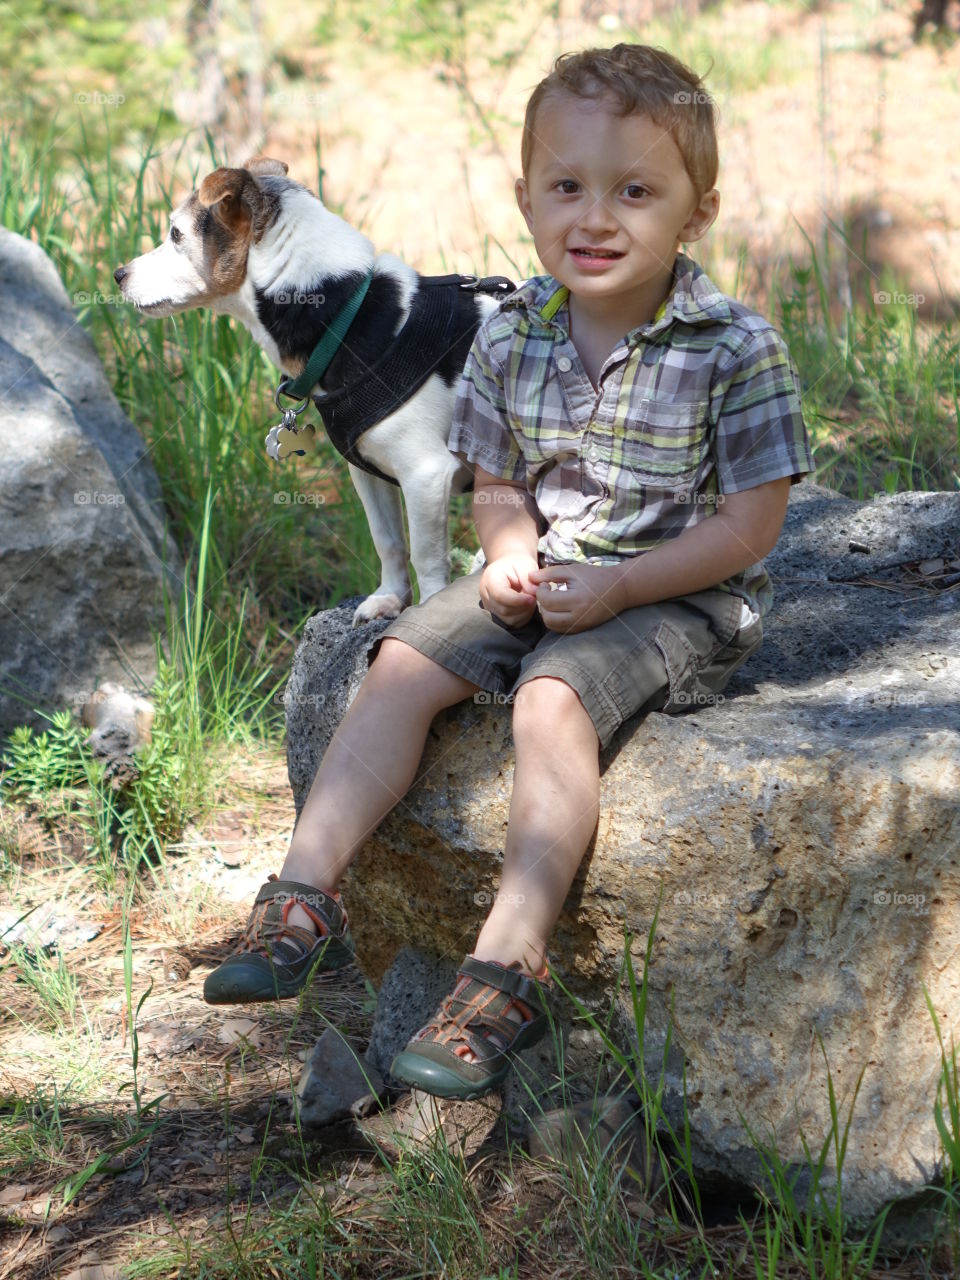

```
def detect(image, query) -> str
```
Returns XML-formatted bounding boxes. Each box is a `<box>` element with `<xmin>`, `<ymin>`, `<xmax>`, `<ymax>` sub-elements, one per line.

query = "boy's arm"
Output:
<box><xmin>611</xmin><ymin>476</ymin><xmax>791</xmax><ymax>609</ymax></box>
<box><xmin>532</xmin><ymin>477</ymin><xmax>791</xmax><ymax>632</ymax></box>
<box><xmin>472</xmin><ymin>467</ymin><xmax>540</xmax><ymax>561</ymax></box>
<box><xmin>473</xmin><ymin>466</ymin><xmax>542</xmax><ymax>624</ymax></box>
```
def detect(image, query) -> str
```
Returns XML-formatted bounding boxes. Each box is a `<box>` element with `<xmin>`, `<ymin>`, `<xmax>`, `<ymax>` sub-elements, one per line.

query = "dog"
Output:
<box><xmin>113</xmin><ymin>156</ymin><xmax>512</xmax><ymax>625</ymax></box>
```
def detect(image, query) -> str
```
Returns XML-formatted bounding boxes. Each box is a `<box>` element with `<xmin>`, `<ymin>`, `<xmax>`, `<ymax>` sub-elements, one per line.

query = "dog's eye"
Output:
<box><xmin>170</xmin><ymin>226</ymin><xmax>182</xmax><ymax>244</ymax></box>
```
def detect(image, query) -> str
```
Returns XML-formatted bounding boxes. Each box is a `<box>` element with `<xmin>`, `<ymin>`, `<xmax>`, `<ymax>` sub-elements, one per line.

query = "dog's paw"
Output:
<box><xmin>351</xmin><ymin>593</ymin><xmax>409</xmax><ymax>627</ymax></box>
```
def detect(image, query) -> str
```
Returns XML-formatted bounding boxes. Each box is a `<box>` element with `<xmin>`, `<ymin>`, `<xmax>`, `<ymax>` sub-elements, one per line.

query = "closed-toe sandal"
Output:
<box><xmin>203</xmin><ymin>874</ymin><xmax>355</xmax><ymax>1005</ymax></box>
<box><xmin>390</xmin><ymin>954</ymin><xmax>551</xmax><ymax>1100</ymax></box>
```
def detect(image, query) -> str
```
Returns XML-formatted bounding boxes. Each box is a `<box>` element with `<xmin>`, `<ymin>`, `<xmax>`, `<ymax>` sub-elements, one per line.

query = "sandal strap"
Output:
<box><xmin>413</xmin><ymin>956</ymin><xmax>551</xmax><ymax>1063</ymax></box>
<box><xmin>237</xmin><ymin>876</ymin><xmax>349</xmax><ymax>959</ymax></box>
<box><xmin>253</xmin><ymin>876</ymin><xmax>349</xmax><ymax>936</ymax></box>
<box><xmin>457</xmin><ymin>955</ymin><xmax>551</xmax><ymax>1013</ymax></box>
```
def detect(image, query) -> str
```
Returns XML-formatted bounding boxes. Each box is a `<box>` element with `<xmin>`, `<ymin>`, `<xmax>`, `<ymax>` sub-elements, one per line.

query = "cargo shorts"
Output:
<box><xmin>366</xmin><ymin>569</ymin><xmax>763</xmax><ymax>749</ymax></box>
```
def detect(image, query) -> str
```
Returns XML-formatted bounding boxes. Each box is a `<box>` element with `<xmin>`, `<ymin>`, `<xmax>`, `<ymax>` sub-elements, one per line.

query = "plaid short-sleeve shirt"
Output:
<box><xmin>447</xmin><ymin>253</ymin><xmax>814</xmax><ymax>617</ymax></box>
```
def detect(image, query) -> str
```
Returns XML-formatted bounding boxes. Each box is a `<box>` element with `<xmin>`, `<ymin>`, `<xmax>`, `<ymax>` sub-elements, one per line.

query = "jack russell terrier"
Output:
<box><xmin>114</xmin><ymin>156</ymin><xmax>513</xmax><ymax>625</ymax></box>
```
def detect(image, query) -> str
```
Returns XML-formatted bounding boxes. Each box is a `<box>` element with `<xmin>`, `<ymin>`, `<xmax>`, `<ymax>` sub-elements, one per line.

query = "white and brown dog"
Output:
<box><xmin>114</xmin><ymin>156</ymin><xmax>511</xmax><ymax>625</ymax></box>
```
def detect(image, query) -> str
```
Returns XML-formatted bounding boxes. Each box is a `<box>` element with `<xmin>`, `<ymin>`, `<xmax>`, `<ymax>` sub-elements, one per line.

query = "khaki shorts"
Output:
<box><xmin>367</xmin><ymin>570</ymin><xmax>762</xmax><ymax>749</ymax></box>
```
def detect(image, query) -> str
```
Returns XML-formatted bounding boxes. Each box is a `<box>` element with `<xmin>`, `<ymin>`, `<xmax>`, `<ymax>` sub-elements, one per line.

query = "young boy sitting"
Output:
<box><xmin>203</xmin><ymin>43</ymin><xmax>814</xmax><ymax>1101</ymax></box>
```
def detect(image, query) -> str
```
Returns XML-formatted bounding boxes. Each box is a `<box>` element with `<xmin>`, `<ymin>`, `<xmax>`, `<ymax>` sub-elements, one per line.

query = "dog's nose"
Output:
<box><xmin>113</xmin><ymin>265</ymin><xmax>127</xmax><ymax>285</ymax></box>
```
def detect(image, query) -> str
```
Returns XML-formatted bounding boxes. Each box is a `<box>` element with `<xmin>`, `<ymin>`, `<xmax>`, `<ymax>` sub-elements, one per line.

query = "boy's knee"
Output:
<box><xmin>512</xmin><ymin>675</ymin><xmax>590</xmax><ymax>734</ymax></box>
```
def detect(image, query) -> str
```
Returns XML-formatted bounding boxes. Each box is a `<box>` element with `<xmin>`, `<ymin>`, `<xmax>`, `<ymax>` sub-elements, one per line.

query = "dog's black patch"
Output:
<box><xmin>253</xmin><ymin>272</ymin><xmax>481</xmax><ymax>392</ymax></box>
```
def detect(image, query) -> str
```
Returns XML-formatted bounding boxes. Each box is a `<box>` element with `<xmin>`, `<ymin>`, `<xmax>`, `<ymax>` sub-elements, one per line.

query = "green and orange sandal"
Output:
<box><xmin>203</xmin><ymin>875</ymin><xmax>355</xmax><ymax>1005</ymax></box>
<box><xmin>389</xmin><ymin>955</ymin><xmax>552</xmax><ymax>1100</ymax></box>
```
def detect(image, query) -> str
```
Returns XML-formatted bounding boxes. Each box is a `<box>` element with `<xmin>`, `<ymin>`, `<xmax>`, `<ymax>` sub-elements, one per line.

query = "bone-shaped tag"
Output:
<box><xmin>265</xmin><ymin>421</ymin><xmax>317</xmax><ymax>460</ymax></box>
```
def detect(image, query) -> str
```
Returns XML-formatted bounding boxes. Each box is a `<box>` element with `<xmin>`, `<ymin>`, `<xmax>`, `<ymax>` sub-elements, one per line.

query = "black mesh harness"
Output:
<box><xmin>277</xmin><ymin>273</ymin><xmax>514</xmax><ymax>486</ymax></box>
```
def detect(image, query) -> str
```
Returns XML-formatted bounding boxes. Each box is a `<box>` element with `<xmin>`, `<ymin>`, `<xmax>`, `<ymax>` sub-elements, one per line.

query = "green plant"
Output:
<box><xmin>923</xmin><ymin>982</ymin><xmax>960</xmax><ymax>1270</ymax></box>
<box><xmin>1</xmin><ymin>939</ymin><xmax>81</xmax><ymax>1033</ymax></box>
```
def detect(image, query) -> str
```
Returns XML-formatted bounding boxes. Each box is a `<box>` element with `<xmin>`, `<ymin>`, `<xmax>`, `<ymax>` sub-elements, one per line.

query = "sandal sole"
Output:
<box><xmin>202</xmin><ymin>936</ymin><xmax>356</xmax><ymax>1006</ymax></box>
<box><xmin>389</xmin><ymin>1048</ymin><xmax>511</xmax><ymax>1100</ymax></box>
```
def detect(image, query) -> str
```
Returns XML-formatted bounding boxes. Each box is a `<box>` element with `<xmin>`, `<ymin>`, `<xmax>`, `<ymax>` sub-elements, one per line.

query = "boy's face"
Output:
<box><xmin>516</xmin><ymin>93</ymin><xmax>719</xmax><ymax>321</ymax></box>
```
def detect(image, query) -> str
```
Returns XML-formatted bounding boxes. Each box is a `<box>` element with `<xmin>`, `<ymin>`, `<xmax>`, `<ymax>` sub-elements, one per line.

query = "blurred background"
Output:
<box><xmin>1</xmin><ymin>0</ymin><xmax>957</xmax><ymax>662</ymax></box>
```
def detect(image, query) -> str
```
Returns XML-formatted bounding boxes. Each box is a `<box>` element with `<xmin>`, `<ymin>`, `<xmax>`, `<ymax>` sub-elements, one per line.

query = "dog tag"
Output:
<box><xmin>276</xmin><ymin>421</ymin><xmax>316</xmax><ymax>459</ymax></box>
<box><xmin>265</xmin><ymin>410</ymin><xmax>316</xmax><ymax>461</ymax></box>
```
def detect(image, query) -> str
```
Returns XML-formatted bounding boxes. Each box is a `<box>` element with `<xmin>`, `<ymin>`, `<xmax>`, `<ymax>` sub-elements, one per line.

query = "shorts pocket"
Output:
<box><xmin>623</xmin><ymin>398</ymin><xmax>710</xmax><ymax>488</ymax></box>
<box><xmin>650</xmin><ymin>621</ymin><xmax>701</xmax><ymax>712</ymax></box>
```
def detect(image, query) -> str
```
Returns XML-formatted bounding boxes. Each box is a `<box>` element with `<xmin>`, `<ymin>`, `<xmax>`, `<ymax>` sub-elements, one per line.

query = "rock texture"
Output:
<box><xmin>0</xmin><ymin>228</ymin><xmax>180</xmax><ymax>735</ymax></box>
<box><xmin>293</xmin><ymin>1027</ymin><xmax>384</xmax><ymax>1126</ymax></box>
<box><xmin>285</xmin><ymin>483</ymin><xmax>960</xmax><ymax>1221</ymax></box>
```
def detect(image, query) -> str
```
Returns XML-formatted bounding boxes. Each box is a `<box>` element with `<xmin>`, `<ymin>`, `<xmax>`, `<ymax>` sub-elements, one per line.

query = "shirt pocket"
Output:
<box><xmin>622</xmin><ymin>398</ymin><xmax>710</xmax><ymax>488</ymax></box>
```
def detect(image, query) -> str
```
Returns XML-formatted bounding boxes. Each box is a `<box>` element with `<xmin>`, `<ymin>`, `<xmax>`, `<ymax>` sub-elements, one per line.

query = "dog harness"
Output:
<box><xmin>274</xmin><ymin>273</ymin><xmax>515</xmax><ymax>485</ymax></box>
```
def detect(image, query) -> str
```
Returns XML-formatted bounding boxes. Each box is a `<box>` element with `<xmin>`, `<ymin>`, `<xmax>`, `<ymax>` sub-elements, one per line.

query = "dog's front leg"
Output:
<box><xmin>347</xmin><ymin>463</ymin><xmax>413</xmax><ymax>626</ymax></box>
<box><xmin>402</xmin><ymin>454</ymin><xmax>460</xmax><ymax>605</ymax></box>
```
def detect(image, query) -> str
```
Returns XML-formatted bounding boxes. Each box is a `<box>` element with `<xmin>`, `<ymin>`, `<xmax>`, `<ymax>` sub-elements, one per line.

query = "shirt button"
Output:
<box><xmin>556</xmin><ymin>356</ymin><xmax>572</xmax><ymax>372</ymax></box>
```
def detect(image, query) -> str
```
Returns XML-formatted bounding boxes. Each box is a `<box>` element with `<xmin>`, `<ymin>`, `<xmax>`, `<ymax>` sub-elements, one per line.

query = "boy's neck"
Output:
<box><xmin>564</xmin><ymin>258</ymin><xmax>677</xmax><ymax>384</ymax></box>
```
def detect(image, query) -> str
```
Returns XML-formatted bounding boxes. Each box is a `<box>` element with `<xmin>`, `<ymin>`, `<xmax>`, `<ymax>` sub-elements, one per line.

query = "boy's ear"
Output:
<box><xmin>680</xmin><ymin>188</ymin><xmax>720</xmax><ymax>245</ymax></box>
<box><xmin>515</xmin><ymin>178</ymin><xmax>535</xmax><ymax>234</ymax></box>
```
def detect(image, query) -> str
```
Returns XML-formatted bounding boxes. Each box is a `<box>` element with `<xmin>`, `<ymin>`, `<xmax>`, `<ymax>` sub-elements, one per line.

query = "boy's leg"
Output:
<box><xmin>390</xmin><ymin>674</ymin><xmax>600</xmax><ymax>1092</ymax></box>
<box><xmin>282</xmin><ymin>636</ymin><xmax>480</xmax><ymax>905</ymax></box>
<box><xmin>472</xmin><ymin>675</ymin><xmax>600</xmax><ymax>973</ymax></box>
<box><xmin>203</xmin><ymin>637</ymin><xmax>480</xmax><ymax>1003</ymax></box>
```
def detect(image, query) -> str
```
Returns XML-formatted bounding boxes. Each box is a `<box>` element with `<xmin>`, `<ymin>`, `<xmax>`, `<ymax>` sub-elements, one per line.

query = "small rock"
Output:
<box><xmin>293</xmin><ymin>1027</ymin><xmax>384</xmax><ymax>1126</ymax></box>
<box><xmin>918</xmin><ymin>557</ymin><xmax>945</xmax><ymax>575</ymax></box>
<box><xmin>81</xmin><ymin>683</ymin><xmax>155</xmax><ymax>757</ymax></box>
<box><xmin>527</xmin><ymin>1094</ymin><xmax>663</xmax><ymax>1198</ymax></box>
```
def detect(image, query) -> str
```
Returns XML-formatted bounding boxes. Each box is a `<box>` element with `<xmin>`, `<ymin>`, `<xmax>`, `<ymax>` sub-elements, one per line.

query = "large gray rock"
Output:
<box><xmin>0</xmin><ymin>228</ymin><xmax>180</xmax><ymax>734</ymax></box>
<box><xmin>284</xmin><ymin>483</ymin><xmax>960</xmax><ymax>1221</ymax></box>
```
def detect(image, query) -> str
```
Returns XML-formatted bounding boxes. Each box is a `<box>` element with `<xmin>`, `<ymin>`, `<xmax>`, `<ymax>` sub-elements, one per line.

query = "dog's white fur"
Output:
<box><xmin>116</xmin><ymin>160</ymin><xmax>494</xmax><ymax>625</ymax></box>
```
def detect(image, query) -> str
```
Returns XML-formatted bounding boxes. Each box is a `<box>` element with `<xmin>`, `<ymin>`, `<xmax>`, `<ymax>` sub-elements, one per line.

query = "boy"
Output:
<box><xmin>204</xmin><ymin>44</ymin><xmax>813</xmax><ymax>1101</ymax></box>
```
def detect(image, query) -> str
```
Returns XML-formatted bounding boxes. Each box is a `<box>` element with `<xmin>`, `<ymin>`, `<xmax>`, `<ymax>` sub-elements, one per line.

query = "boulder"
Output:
<box><xmin>0</xmin><ymin>227</ymin><xmax>180</xmax><ymax>735</ymax></box>
<box><xmin>284</xmin><ymin>483</ymin><xmax>960</xmax><ymax>1221</ymax></box>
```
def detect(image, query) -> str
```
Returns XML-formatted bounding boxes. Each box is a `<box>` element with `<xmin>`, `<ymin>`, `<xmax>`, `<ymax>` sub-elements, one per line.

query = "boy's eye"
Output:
<box><xmin>170</xmin><ymin>226</ymin><xmax>182</xmax><ymax>244</ymax></box>
<box><xmin>623</xmin><ymin>184</ymin><xmax>649</xmax><ymax>200</ymax></box>
<box><xmin>555</xmin><ymin>180</ymin><xmax>579</xmax><ymax>195</ymax></box>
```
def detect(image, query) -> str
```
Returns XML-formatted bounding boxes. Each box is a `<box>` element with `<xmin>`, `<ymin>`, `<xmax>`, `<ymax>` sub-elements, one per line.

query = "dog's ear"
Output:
<box><xmin>198</xmin><ymin>167</ymin><xmax>256</xmax><ymax>234</ymax></box>
<box><xmin>243</xmin><ymin>156</ymin><xmax>288</xmax><ymax>177</ymax></box>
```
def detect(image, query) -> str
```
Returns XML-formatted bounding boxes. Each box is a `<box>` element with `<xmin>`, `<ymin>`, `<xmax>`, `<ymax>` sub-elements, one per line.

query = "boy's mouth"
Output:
<box><xmin>570</xmin><ymin>247</ymin><xmax>624</xmax><ymax>260</ymax></box>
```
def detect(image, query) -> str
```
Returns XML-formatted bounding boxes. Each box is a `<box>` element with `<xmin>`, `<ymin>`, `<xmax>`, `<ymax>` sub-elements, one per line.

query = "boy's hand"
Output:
<box><xmin>480</xmin><ymin>553</ymin><xmax>540</xmax><ymax>626</ymax></box>
<box><xmin>530</xmin><ymin>563</ymin><xmax>625</xmax><ymax>633</ymax></box>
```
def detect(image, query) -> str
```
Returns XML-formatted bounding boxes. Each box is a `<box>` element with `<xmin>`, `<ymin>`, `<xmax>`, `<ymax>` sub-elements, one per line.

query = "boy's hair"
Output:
<box><xmin>521</xmin><ymin>44</ymin><xmax>718</xmax><ymax>197</ymax></box>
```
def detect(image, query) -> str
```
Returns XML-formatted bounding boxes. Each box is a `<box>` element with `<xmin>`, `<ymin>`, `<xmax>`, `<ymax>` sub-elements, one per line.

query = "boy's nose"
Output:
<box><xmin>577</xmin><ymin>196</ymin><xmax>618</xmax><ymax>235</ymax></box>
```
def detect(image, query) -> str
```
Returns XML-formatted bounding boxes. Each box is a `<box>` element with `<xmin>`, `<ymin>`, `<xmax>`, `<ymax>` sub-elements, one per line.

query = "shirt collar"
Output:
<box><xmin>505</xmin><ymin>253</ymin><xmax>732</xmax><ymax>335</ymax></box>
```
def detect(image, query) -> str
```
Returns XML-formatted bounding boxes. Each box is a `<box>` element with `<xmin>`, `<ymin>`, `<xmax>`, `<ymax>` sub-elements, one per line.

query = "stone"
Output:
<box><xmin>0</xmin><ymin>228</ymin><xmax>181</xmax><ymax>735</ymax></box>
<box><xmin>357</xmin><ymin>1087</ymin><xmax>501</xmax><ymax>1161</ymax></box>
<box><xmin>293</xmin><ymin>1027</ymin><xmax>384</xmax><ymax>1127</ymax></box>
<box><xmin>80</xmin><ymin>682</ymin><xmax>155</xmax><ymax>757</ymax></box>
<box><xmin>526</xmin><ymin>1094</ymin><xmax>662</xmax><ymax>1205</ymax></box>
<box><xmin>284</xmin><ymin>483</ymin><xmax>960</xmax><ymax>1221</ymax></box>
